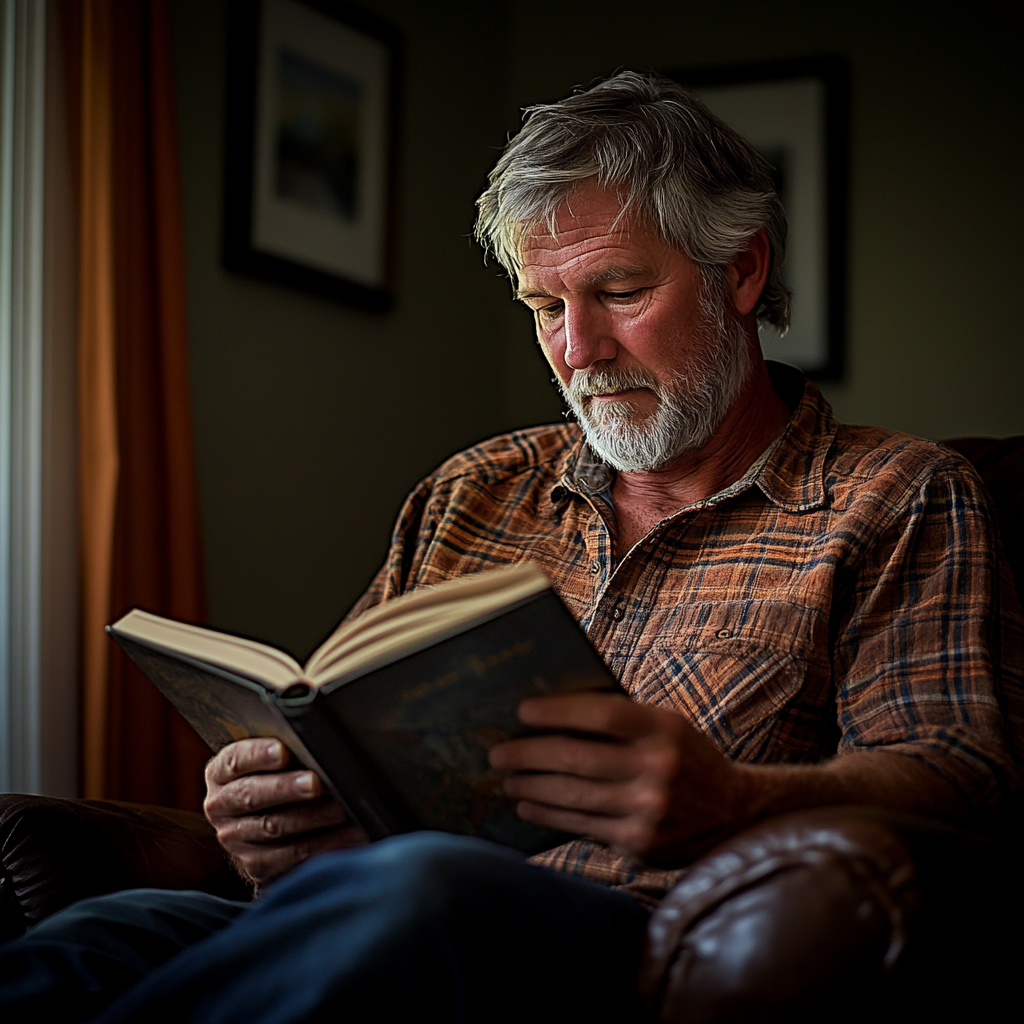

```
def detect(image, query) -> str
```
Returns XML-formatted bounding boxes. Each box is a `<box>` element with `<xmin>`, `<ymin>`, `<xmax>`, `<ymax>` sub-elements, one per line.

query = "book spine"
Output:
<box><xmin>276</xmin><ymin>694</ymin><xmax>418</xmax><ymax>842</ymax></box>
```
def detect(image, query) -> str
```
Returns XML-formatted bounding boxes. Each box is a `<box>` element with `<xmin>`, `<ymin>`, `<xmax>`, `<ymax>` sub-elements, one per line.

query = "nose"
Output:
<box><xmin>563</xmin><ymin>302</ymin><xmax>617</xmax><ymax>370</ymax></box>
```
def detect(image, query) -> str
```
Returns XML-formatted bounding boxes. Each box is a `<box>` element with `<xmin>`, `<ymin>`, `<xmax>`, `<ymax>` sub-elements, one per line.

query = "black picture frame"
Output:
<box><xmin>223</xmin><ymin>0</ymin><xmax>401</xmax><ymax>311</ymax></box>
<box><xmin>668</xmin><ymin>58</ymin><xmax>850</xmax><ymax>380</ymax></box>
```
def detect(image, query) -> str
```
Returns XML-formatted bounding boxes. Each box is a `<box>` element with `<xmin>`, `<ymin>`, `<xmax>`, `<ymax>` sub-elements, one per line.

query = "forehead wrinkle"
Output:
<box><xmin>578</xmin><ymin>262</ymin><xmax>649</xmax><ymax>287</ymax></box>
<box><xmin>515</xmin><ymin>250</ymin><xmax>654</xmax><ymax>298</ymax></box>
<box><xmin>515</xmin><ymin>263</ymin><xmax>647</xmax><ymax>300</ymax></box>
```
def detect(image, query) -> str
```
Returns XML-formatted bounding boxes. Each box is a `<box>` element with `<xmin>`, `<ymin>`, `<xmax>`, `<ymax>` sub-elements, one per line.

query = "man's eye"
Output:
<box><xmin>606</xmin><ymin>289</ymin><xmax>640</xmax><ymax>301</ymax></box>
<box><xmin>537</xmin><ymin>305</ymin><xmax>563</xmax><ymax>321</ymax></box>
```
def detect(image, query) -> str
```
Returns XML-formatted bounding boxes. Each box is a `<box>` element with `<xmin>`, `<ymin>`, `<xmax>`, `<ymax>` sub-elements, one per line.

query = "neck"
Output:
<box><xmin>611</xmin><ymin>353</ymin><xmax>791</xmax><ymax>521</ymax></box>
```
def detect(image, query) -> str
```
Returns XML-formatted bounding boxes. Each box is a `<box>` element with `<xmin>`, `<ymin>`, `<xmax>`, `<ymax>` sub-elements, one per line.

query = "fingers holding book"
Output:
<box><xmin>489</xmin><ymin>692</ymin><xmax>748</xmax><ymax>867</ymax></box>
<box><xmin>204</xmin><ymin>738</ymin><xmax>369</xmax><ymax>886</ymax></box>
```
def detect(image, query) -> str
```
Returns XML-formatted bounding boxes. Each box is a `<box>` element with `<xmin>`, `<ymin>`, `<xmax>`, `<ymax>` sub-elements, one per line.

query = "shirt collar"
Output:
<box><xmin>753</xmin><ymin>361</ymin><xmax>836</xmax><ymax>511</ymax></box>
<box><xmin>552</xmin><ymin>361</ymin><xmax>836</xmax><ymax>513</ymax></box>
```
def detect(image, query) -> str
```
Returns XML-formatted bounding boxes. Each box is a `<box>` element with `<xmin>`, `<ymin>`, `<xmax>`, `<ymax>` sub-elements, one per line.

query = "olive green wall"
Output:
<box><xmin>171</xmin><ymin>0</ymin><xmax>1021</xmax><ymax>660</ymax></box>
<box><xmin>170</xmin><ymin>0</ymin><xmax>522</xmax><ymax>659</ymax></box>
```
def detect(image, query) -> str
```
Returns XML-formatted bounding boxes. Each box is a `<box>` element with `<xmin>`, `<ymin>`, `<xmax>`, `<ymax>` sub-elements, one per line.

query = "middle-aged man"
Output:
<box><xmin>4</xmin><ymin>71</ymin><xmax>1022</xmax><ymax>1022</ymax></box>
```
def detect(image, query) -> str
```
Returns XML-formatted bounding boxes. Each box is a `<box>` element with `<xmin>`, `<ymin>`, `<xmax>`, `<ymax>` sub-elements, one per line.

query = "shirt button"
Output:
<box><xmin>611</xmin><ymin>604</ymin><xmax>625</xmax><ymax>622</ymax></box>
<box><xmin>716</xmin><ymin>629</ymin><xmax>732</xmax><ymax>639</ymax></box>
<box><xmin>589</xmin><ymin>559</ymin><xmax>602</xmax><ymax>575</ymax></box>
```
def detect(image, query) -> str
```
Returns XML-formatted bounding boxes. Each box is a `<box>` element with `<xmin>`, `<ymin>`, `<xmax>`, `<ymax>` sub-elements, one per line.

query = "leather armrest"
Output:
<box><xmin>0</xmin><ymin>794</ymin><xmax>253</xmax><ymax>943</ymax></box>
<box><xmin>640</xmin><ymin>806</ymin><xmax>1023</xmax><ymax>1023</ymax></box>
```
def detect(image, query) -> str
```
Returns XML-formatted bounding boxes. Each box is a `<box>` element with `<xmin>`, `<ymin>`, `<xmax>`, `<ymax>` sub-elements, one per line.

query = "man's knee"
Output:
<box><xmin>360</xmin><ymin>830</ymin><xmax>523</xmax><ymax>886</ymax></box>
<box><xmin>266</xmin><ymin>831</ymin><xmax>523</xmax><ymax>919</ymax></box>
<box><xmin>262</xmin><ymin>832</ymin><xmax>646</xmax><ymax>959</ymax></box>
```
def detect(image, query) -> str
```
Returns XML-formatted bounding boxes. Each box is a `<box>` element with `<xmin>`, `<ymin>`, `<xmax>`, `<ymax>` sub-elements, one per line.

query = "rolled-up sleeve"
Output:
<box><xmin>833</xmin><ymin>456</ymin><xmax>1024</xmax><ymax>815</ymax></box>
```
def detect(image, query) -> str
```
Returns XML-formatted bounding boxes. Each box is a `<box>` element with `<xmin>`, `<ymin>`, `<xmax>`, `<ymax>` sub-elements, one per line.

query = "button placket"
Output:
<box><xmin>579</xmin><ymin>503</ymin><xmax>614</xmax><ymax>609</ymax></box>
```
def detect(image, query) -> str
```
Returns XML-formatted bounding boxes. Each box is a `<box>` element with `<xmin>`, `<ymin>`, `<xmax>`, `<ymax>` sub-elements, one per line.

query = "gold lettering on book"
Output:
<box><xmin>400</xmin><ymin>670</ymin><xmax>460</xmax><ymax>703</ymax></box>
<box><xmin>465</xmin><ymin>639</ymin><xmax>536</xmax><ymax>679</ymax></box>
<box><xmin>400</xmin><ymin>639</ymin><xmax>538</xmax><ymax>702</ymax></box>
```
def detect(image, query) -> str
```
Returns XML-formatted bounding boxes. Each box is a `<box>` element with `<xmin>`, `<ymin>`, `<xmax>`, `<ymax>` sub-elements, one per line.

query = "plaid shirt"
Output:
<box><xmin>348</xmin><ymin>363</ymin><xmax>1024</xmax><ymax>904</ymax></box>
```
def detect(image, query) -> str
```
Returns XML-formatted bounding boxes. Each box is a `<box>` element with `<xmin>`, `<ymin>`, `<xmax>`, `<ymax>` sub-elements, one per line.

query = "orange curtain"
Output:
<box><xmin>68</xmin><ymin>0</ymin><xmax>209</xmax><ymax>810</ymax></box>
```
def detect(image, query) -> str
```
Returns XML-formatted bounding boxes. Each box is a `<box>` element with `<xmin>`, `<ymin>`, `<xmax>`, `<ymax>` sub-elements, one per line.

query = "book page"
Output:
<box><xmin>109</xmin><ymin>610</ymin><xmax>305</xmax><ymax>691</ymax></box>
<box><xmin>304</xmin><ymin>562</ymin><xmax>551</xmax><ymax>686</ymax></box>
<box><xmin>109</xmin><ymin>563</ymin><xmax>552</xmax><ymax>693</ymax></box>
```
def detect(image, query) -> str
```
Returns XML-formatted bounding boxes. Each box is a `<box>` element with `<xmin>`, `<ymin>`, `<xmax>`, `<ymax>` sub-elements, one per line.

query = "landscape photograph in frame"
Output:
<box><xmin>223</xmin><ymin>0</ymin><xmax>400</xmax><ymax>310</ymax></box>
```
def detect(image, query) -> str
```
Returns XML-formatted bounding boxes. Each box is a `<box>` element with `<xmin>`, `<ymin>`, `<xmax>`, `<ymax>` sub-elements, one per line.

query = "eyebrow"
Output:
<box><xmin>515</xmin><ymin>262</ymin><xmax>650</xmax><ymax>301</ymax></box>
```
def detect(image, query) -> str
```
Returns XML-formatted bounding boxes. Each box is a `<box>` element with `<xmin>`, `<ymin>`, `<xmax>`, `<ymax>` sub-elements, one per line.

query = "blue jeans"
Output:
<box><xmin>1</xmin><ymin>832</ymin><xmax>650</xmax><ymax>1022</ymax></box>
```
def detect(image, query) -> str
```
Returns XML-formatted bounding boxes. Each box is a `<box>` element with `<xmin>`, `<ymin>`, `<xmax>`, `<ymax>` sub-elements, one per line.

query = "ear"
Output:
<box><xmin>727</xmin><ymin>228</ymin><xmax>771</xmax><ymax>317</ymax></box>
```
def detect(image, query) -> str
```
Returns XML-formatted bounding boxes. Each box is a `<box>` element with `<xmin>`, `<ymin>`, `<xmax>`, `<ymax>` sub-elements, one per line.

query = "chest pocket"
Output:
<box><xmin>625</xmin><ymin>599</ymin><xmax>827</xmax><ymax>761</ymax></box>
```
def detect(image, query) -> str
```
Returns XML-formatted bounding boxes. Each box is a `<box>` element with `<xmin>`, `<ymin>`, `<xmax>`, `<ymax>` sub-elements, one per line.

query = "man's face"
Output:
<box><xmin>516</xmin><ymin>184</ymin><xmax>750</xmax><ymax>471</ymax></box>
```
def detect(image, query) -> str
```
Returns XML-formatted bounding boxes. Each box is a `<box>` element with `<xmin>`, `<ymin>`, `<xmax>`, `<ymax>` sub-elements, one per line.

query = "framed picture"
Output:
<box><xmin>223</xmin><ymin>0</ymin><xmax>401</xmax><ymax>311</ymax></box>
<box><xmin>669</xmin><ymin>59</ymin><xmax>850</xmax><ymax>379</ymax></box>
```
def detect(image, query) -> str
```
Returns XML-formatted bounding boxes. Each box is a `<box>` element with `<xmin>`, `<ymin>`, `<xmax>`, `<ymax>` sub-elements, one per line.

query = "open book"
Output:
<box><xmin>108</xmin><ymin>563</ymin><xmax>623</xmax><ymax>855</ymax></box>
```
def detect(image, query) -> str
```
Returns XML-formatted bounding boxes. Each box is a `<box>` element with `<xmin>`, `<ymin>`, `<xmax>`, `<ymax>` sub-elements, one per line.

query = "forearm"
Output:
<box><xmin>640</xmin><ymin>750</ymin><xmax>974</xmax><ymax>867</ymax></box>
<box><xmin>734</xmin><ymin>749</ymin><xmax>969</xmax><ymax>827</ymax></box>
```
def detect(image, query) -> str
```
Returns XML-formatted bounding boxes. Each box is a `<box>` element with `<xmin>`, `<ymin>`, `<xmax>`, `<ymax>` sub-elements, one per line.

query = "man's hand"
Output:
<box><xmin>204</xmin><ymin>738</ymin><xmax>368</xmax><ymax>886</ymax></box>
<box><xmin>489</xmin><ymin>693</ymin><xmax>748</xmax><ymax>865</ymax></box>
<box><xmin>489</xmin><ymin>692</ymin><xmax>969</xmax><ymax>868</ymax></box>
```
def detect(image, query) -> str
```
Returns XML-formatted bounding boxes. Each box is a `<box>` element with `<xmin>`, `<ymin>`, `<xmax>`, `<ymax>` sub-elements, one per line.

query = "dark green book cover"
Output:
<box><xmin>111</xmin><ymin>588</ymin><xmax>622</xmax><ymax>856</ymax></box>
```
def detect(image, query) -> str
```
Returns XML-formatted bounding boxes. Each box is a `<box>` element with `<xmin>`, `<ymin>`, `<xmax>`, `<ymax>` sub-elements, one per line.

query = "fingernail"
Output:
<box><xmin>295</xmin><ymin>772</ymin><xmax>316</xmax><ymax>795</ymax></box>
<box><xmin>265</xmin><ymin>740</ymin><xmax>282</xmax><ymax>759</ymax></box>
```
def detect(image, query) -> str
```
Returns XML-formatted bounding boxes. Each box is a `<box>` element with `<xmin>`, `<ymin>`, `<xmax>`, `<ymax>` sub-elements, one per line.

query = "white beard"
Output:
<box><xmin>557</xmin><ymin>284</ymin><xmax>752</xmax><ymax>472</ymax></box>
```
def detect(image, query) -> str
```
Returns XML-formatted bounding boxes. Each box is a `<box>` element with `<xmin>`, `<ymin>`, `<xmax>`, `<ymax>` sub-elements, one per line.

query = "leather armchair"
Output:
<box><xmin>2</xmin><ymin>436</ymin><xmax>1021</xmax><ymax>1019</ymax></box>
<box><xmin>640</xmin><ymin>806</ymin><xmax>1021</xmax><ymax>1021</ymax></box>
<box><xmin>0</xmin><ymin>795</ymin><xmax>252</xmax><ymax>944</ymax></box>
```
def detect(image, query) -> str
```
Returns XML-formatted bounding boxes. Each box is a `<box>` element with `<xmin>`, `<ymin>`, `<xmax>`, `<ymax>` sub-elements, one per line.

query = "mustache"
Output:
<box><xmin>565</xmin><ymin>365</ymin><xmax>660</xmax><ymax>400</ymax></box>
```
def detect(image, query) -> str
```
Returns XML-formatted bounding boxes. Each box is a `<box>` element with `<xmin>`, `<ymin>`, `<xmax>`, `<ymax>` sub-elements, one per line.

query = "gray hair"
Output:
<box><xmin>474</xmin><ymin>70</ymin><xmax>791</xmax><ymax>332</ymax></box>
